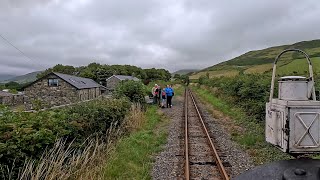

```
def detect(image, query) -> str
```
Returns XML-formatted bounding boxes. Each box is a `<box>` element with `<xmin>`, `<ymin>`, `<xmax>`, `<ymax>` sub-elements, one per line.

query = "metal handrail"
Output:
<box><xmin>269</xmin><ymin>49</ymin><xmax>316</xmax><ymax>107</ymax></box>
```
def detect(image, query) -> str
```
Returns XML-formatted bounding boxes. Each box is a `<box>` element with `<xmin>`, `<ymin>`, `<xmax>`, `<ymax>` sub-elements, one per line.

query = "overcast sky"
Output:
<box><xmin>0</xmin><ymin>0</ymin><xmax>320</xmax><ymax>75</ymax></box>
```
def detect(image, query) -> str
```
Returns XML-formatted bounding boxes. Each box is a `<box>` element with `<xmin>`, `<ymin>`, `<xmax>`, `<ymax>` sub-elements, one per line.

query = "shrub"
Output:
<box><xmin>0</xmin><ymin>98</ymin><xmax>130</xmax><ymax>177</ymax></box>
<box><xmin>113</xmin><ymin>81</ymin><xmax>146</xmax><ymax>104</ymax></box>
<box><xmin>199</xmin><ymin>74</ymin><xmax>272</xmax><ymax>121</ymax></box>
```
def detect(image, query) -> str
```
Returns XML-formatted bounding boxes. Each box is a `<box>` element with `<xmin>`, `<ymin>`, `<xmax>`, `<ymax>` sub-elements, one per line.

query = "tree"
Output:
<box><xmin>199</xmin><ymin>75</ymin><xmax>209</xmax><ymax>85</ymax></box>
<box><xmin>173</xmin><ymin>74</ymin><xmax>181</xmax><ymax>79</ymax></box>
<box><xmin>144</xmin><ymin>68</ymin><xmax>171</xmax><ymax>81</ymax></box>
<box><xmin>37</xmin><ymin>64</ymin><xmax>76</xmax><ymax>78</ymax></box>
<box><xmin>5</xmin><ymin>81</ymin><xmax>21</xmax><ymax>90</ymax></box>
<box><xmin>180</xmin><ymin>75</ymin><xmax>190</xmax><ymax>85</ymax></box>
<box><xmin>38</xmin><ymin>63</ymin><xmax>171</xmax><ymax>84</ymax></box>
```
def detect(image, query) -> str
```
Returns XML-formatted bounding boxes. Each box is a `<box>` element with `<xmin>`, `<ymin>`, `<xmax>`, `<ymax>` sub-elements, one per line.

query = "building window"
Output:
<box><xmin>48</xmin><ymin>79</ymin><xmax>59</xmax><ymax>86</ymax></box>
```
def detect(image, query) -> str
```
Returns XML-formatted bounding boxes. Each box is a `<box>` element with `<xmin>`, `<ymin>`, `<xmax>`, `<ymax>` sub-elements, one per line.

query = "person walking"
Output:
<box><xmin>152</xmin><ymin>84</ymin><xmax>158</xmax><ymax>104</ymax></box>
<box><xmin>161</xmin><ymin>87</ymin><xmax>166</xmax><ymax>108</ymax></box>
<box><xmin>165</xmin><ymin>85</ymin><xmax>174</xmax><ymax>108</ymax></box>
<box><xmin>157</xmin><ymin>85</ymin><xmax>162</xmax><ymax>107</ymax></box>
<box><xmin>170</xmin><ymin>84</ymin><xmax>174</xmax><ymax>105</ymax></box>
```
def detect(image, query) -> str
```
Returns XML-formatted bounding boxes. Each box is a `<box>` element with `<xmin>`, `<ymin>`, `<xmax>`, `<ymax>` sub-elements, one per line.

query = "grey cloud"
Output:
<box><xmin>0</xmin><ymin>0</ymin><xmax>320</xmax><ymax>76</ymax></box>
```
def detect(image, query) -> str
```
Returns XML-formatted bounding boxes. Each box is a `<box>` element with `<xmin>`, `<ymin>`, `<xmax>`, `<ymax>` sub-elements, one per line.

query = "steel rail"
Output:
<box><xmin>187</xmin><ymin>88</ymin><xmax>230</xmax><ymax>180</ymax></box>
<box><xmin>184</xmin><ymin>88</ymin><xmax>190</xmax><ymax>180</ymax></box>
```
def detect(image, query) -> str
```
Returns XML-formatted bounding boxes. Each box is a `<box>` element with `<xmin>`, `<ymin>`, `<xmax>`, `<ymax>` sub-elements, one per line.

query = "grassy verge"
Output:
<box><xmin>191</xmin><ymin>86</ymin><xmax>291</xmax><ymax>164</ymax></box>
<box><xmin>173</xmin><ymin>84</ymin><xmax>184</xmax><ymax>96</ymax></box>
<box><xmin>104</xmin><ymin>106</ymin><xmax>168</xmax><ymax>179</ymax></box>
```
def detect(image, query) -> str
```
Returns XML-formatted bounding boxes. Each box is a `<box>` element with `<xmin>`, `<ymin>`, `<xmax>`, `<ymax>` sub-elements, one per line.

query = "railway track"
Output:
<box><xmin>184</xmin><ymin>88</ymin><xmax>230</xmax><ymax>180</ymax></box>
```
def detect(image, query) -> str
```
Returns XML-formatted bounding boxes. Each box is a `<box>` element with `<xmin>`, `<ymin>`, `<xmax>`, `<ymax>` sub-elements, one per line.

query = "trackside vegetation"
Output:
<box><xmin>198</xmin><ymin>74</ymin><xmax>320</xmax><ymax>121</ymax></box>
<box><xmin>0</xmin><ymin>80</ymin><xmax>169</xmax><ymax>179</ymax></box>
<box><xmin>0</xmin><ymin>98</ymin><xmax>131</xmax><ymax>178</ymax></box>
<box><xmin>104</xmin><ymin>106</ymin><xmax>168</xmax><ymax>179</ymax></box>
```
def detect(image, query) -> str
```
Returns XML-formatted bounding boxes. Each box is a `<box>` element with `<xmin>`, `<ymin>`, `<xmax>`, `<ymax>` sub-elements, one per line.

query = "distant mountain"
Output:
<box><xmin>172</xmin><ymin>69</ymin><xmax>198</xmax><ymax>75</ymax></box>
<box><xmin>0</xmin><ymin>74</ymin><xmax>15</xmax><ymax>82</ymax></box>
<box><xmin>1</xmin><ymin>71</ymin><xmax>42</xmax><ymax>84</ymax></box>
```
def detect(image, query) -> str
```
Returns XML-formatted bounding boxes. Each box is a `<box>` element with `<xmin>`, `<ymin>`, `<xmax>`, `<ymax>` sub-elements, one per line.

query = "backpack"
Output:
<box><xmin>162</xmin><ymin>91</ymin><xmax>166</xmax><ymax>96</ymax></box>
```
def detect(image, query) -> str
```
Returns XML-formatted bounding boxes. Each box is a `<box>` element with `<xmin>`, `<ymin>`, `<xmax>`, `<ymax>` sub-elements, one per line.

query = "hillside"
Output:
<box><xmin>190</xmin><ymin>39</ymin><xmax>320</xmax><ymax>79</ymax></box>
<box><xmin>1</xmin><ymin>71</ymin><xmax>42</xmax><ymax>84</ymax></box>
<box><xmin>172</xmin><ymin>69</ymin><xmax>198</xmax><ymax>75</ymax></box>
<box><xmin>0</xmin><ymin>74</ymin><xmax>15</xmax><ymax>82</ymax></box>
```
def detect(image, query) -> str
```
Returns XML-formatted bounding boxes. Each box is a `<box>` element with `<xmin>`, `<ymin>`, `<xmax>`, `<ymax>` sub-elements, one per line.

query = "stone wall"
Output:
<box><xmin>0</xmin><ymin>96</ymin><xmax>12</xmax><ymax>105</ymax></box>
<box><xmin>13</xmin><ymin>94</ymin><xmax>24</xmax><ymax>105</ymax></box>
<box><xmin>24</xmin><ymin>74</ymin><xmax>79</xmax><ymax>110</ymax></box>
<box><xmin>78</xmin><ymin>88</ymin><xmax>101</xmax><ymax>101</ymax></box>
<box><xmin>0</xmin><ymin>94</ymin><xmax>24</xmax><ymax>106</ymax></box>
<box><xmin>106</xmin><ymin>76</ymin><xmax>121</xmax><ymax>90</ymax></box>
<box><xmin>78</xmin><ymin>87</ymin><xmax>101</xmax><ymax>101</ymax></box>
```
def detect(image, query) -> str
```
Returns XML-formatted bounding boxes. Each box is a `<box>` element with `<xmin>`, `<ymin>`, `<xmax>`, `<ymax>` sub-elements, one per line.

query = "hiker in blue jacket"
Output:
<box><xmin>165</xmin><ymin>85</ymin><xmax>174</xmax><ymax>108</ymax></box>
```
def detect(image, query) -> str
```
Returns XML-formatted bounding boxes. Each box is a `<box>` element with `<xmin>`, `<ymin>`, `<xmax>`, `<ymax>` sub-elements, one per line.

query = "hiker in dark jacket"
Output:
<box><xmin>161</xmin><ymin>87</ymin><xmax>166</xmax><ymax>108</ymax></box>
<box><xmin>157</xmin><ymin>86</ymin><xmax>162</xmax><ymax>107</ymax></box>
<box><xmin>165</xmin><ymin>85</ymin><xmax>174</xmax><ymax>108</ymax></box>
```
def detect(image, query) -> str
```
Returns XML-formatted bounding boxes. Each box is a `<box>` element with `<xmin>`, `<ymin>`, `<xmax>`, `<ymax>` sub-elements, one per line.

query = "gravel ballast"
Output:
<box><xmin>152</xmin><ymin>93</ymin><xmax>255</xmax><ymax>179</ymax></box>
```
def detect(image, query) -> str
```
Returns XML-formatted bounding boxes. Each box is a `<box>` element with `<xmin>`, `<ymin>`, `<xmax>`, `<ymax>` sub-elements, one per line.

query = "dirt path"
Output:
<box><xmin>152</xmin><ymin>93</ymin><xmax>255</xmax><ymax>179</ymax></box>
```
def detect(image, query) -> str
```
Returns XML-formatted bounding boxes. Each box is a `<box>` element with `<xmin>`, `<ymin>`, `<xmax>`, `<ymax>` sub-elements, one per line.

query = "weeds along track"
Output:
<box><xmin>184</xmin><ymin>88</ymin><xmax>231</xmax><ymax>180</ymax></box>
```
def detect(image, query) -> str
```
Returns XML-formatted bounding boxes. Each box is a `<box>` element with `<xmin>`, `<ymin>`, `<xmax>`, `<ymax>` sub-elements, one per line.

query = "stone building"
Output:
<box><xmin>0</xmin><ymin>91</ymin><xmax>13</xmax><ymax>105</ymax></box>
<box><xmin>0</xmin><ymin>91</ymin><xmax>24</xmax><ymax>106</ymax></box>
<box><xmin>106</xmin><ymin>75</ymin><xmax>139</xmax><ymax>91</ymax></box>
<box><xmin>24</xmin><ymin>72</ymin><xmax>105</xmax><ymax>110</ymax></box>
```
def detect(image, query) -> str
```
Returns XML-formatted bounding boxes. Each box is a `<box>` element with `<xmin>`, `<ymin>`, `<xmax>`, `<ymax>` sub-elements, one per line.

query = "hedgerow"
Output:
<box><xmin>198</xmin><ymin>74</ymin><xmax>272</xmax><ymax>121</ymax></box>
<box><xmin>199</xmin><ymin>73</ymin><xmax>320</xmax><ymax>121</ymax></box>
<box><xmin>0</xmin><ymin>98</ymin><xmax>130</xmax><ymax>177</ymax></box>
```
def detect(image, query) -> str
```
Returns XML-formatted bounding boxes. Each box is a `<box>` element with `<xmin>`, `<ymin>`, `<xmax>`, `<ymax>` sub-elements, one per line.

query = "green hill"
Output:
<box><xmin>1</xmin><ymin>71</ymin><xmax>42</xmax><ymax>84</ymax></box>
<box><xmin>190</xmin><ymin>39</ymin><xmax>320</xmax><ymax>79</ymax></box>
<box><xmin>172</xmin><ymin>69</ymin><xmax>198</xmax><ymax>75</ymax></box>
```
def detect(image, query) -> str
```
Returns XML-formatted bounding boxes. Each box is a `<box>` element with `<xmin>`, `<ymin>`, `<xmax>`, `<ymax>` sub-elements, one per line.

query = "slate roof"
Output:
<box><xmin>24</xmin><ymin>72</ymin><xmax>104</xmax><ymax>90</ymax></box>
<box><xmin>53</xmin><ymin>72</ymin><xmax>103</xmax><ymax>89</ymax></box>
<box><xmin>0</xmin><ymin>91</ymin><xmax>13</xmax><ymax>97</ymax></box>
<box><xmin>107</xmin><ymin>75</ymin><xmax>140</xmax><ymax>81</ymax></box>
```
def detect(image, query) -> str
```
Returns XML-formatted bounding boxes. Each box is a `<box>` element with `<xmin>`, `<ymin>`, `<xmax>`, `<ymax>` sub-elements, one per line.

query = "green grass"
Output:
<box><xmin>244</xmin><ymin>63</ymin><xmax>273</xmax><ymax>74</ymax></box>
<box><xmin>173</xmin><ymin>84</ymin><xmax>184</xmax><ymax>96</ymax></box>
<box><xmin>189</xmin><ymin>70</ymin><xmax>239</xmax><ymax>79</ymax></box>
<box><xmin>277</xmin><ymin>57</ymin><xmax>320</xmax><ymax>76</ymax></box>
<box><xmin>191</xmin><ymin>86</ymin><xmax>291</xmax><ymax>164</ymax></box>
<box><xmin>104</xmin><ymin>106</ymin><xmax>168</xmax><ymax>179</ymax></box>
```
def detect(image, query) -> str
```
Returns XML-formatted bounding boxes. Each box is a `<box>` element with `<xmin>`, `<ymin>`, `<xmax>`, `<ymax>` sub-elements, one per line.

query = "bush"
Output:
<box><xmin>113</xmin><ymin>81</ymin><xmax>147</xmax><ymax>104</ymax></box>
<box><xmin>0</xmin><ymin>98</ymin><xmax>130</xmax><ymax>177</ymax></box>
<box><xmin>199</xmin><ymin>74</ymin><xmax>272</xmax><ymax>121</ymax></box>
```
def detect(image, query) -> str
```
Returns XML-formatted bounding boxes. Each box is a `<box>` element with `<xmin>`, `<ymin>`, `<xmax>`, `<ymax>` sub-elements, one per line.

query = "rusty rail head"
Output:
<box><xmin>187</xmin><ymin>88</ymin><xmax>230</xmax><ymax>180</ymax></box>
<box><xmin>184</xmin><ymin>88</ymin><xmax>190</xmax><ymax>180</ymax></box>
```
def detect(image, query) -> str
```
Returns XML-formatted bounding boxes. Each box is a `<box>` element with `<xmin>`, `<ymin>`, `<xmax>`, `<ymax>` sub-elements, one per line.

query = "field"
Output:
<box><xmin>244</xmin><ymin>64</ymin><xmax>273</xmax><ymax>74</ymax></box>
<box><xmin>189</xmin><ymin>69</ymin><xmax>239</xmax><ymax>79</ymax></box>
<box><xmin>277</xmin><ymin>57</ymin><xmax>320</xmax><ymax>75</ymax></box>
